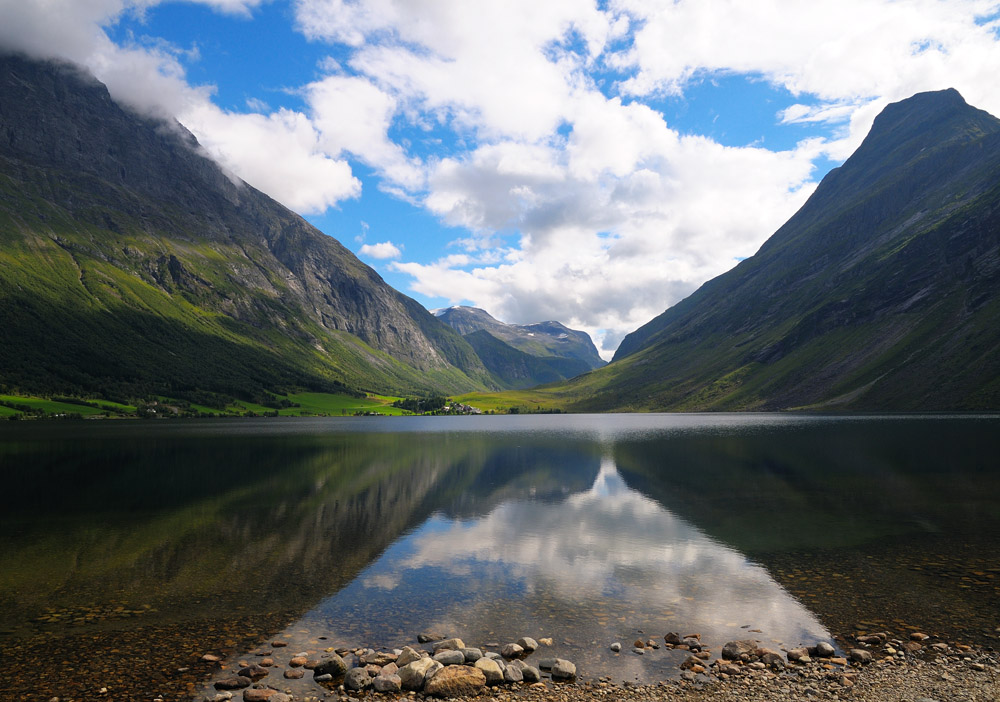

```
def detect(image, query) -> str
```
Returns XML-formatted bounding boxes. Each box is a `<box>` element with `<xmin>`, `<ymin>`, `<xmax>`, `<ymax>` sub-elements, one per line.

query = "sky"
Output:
<box><xmin>2</xmin><ymin>1</ymin><xmax>1000</xmax><ymax>358</ymax></box>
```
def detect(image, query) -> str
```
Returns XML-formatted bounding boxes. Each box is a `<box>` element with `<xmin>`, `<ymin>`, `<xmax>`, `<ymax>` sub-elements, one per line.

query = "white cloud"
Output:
<box><xmin>0</xmin><ymin>0</ymin><xmax>361</xmax><ymax>214</ymax></box>
<box><xmin>359</xmin><ymin>241</ymin><xmax>403</xmax><ymax>259</ymax></box>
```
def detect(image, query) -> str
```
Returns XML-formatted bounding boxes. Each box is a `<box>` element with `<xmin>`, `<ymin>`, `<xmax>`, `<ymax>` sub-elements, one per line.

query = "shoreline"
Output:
<box><xmin>194</xmin><ymin>630</ymin><xmax>1000</xmax><ymax>702</ymax></box>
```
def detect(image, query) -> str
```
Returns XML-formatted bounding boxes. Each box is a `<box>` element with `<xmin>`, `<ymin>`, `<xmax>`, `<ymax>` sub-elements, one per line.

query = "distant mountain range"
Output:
<box><xmin>562</xmin><ymin>88</ymin><xmax>1000</xmax><ymax>411</ymax></box>
<box><xmin>0</xmin><ymin>53</ymin><xmax>497</xmax><ymax>403</ymax></box>
<box><xmin>433</xmin><ymin>306</ymin><xmax>605</xmax><ymax>390</ymax></box>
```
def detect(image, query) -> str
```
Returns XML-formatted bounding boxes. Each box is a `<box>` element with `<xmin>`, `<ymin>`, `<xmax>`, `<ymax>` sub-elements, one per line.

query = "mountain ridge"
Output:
<box><xmin>570</xmin><ymin>88</ymin><xmax>1000</xmax><ymax>411</ymax></box>
<box><xmin>0</xmin><ymin>53</ymin><xmax>495</xmax><ymax>401</ymax></box>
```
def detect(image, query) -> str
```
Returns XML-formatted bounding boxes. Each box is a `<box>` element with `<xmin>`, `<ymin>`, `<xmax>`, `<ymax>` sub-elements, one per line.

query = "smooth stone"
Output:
<box><xmin>214</xmin><ymin>677</ymin><xmax>251</xmax><ymax>691</ymax></box>
<box><xmin>288</xmin><ymin>656</ymin><xmax>307</xmax><ymax>667</ymax></box>
<box><xmin>462</xmin><ymin>647</ymin><xmax>483</xmax><ymax>663</ymax></box>
<box><xmin>424</xmin><ymin>665</ymin><xmax>487</xmax><ymax>698</ymax></box>
<box><xmin>521</xmin><ymin>665</ymin><xmax>541</xmax><ymax>683</ymax></box>
<box><xmin>258</xmin><ymin>658</ymin><xmax>274</xmax><ymax>667</ymax></box>
<box><xmin>433</xmin><ymin>650</ymin><xmax>466</xmax><ymax>666</ymax></box>
<box><xmin>484</xmin><ymin>651</ymin><xmax>503</xmax><ymax>661</ymax></box>
<box><xmin>849</xmin><ymin>649</ymin><xmax>873</xmax><ymax>664</ymax></box>
<box><xmin>632</xmin><ymin>648</ymin><xmax>644</xmax><ymax>655</ymax></box>
<box><xmin>396</xmin><ymin>646</ymin><xmax>422</xmax><ymax>667</ymax></box>
<box><xmin>282</xmin><ymin>669</ymin><xmax>304</xmax><ymax>680</ymax></box>
<box><xmin>501</xmin><ymin>643</ymin><xmax>525</xmax><ymax>659</ymax></box>
<box><xmin>551</xmin><ymin>659</ymin><xmax>577</xmax><ymax>681</ymax></box>
<box><xmin>373</xmin><ymin>674</ymin><xmax>402</xmax><ymax>693</ymax></box>
<box><xmin>382</xmin><ymin>662</ymin><xmax>399</xmax><ymax>675</ymax></box>
<box><xmin>201</xmin><ymin>654</ymin><xmax>223</xmax><ymax>663</ymax></box>
<box><xmin>610</xmin><ymin>642</ymin><xmax>622</xmax><ymax>653</ymax></box>
<box><xmin>418</xmin><ymin>632</ymin><xmax>446</xmax><ymax>643</ymax></box>
<box><xmin>312</xmin><ymin>674</ymin><xmax>332</xmax><ymax>683</ymax></box>
<box><xmin>664</xmin><ymin>633</ymin><xmax>682</xmax><ymax>645</ymax></box>
<box><xmin>270</xmin><ymin>641</ymin><xmax>287</xmax><ymax>648</ymax></box>
<box><xmin>432</xmin><ymin>638</ymin><xmax>466</xmax><ymax>653</ymax></box>
<box><xmin>344</xmin><ymin>668</ymin><xmax>371</xmax><ymax>691</ymax></box>
<box><xmin>474</xmin><ymin>657</ymin><xmax>505</xmax><ymax>686</ymax></box>
<box><xmin>205</xmin><ymin>694</ymin><xmax>232</xmax><ymax>702</ymax></box>
<box><xmin>517</xmin><ymin>637</ymin><xmax>539</xmax><ymax>653</ymax></box>
<box><xmin>312</xmin><ymin>655</ymin><xmax>348</xmax><ymax>678</ymax></box>
<box><xmin>399</xmin><ymin>658</ymin><xmax>438</xmax><ymax>691</ymax></box>
<box><xmin>815</xmin><ymin>642</ymin><xmax>836</xmax><ymax>658</ymax></box>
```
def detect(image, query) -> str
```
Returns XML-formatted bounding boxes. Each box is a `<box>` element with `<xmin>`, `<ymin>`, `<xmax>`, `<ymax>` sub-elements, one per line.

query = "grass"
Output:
<box><xmin>454</xmin><ymin>389</ymin><xmax>567</xmax><ymax>413</ymax></box>
<box><xmin>277</xmin><ymin>392</ymin><xmax>411</xmax><ymax>416</ymax></box>
<box><xmin>0</xmin><ymin>394</ymin><xmax>109</xmax><ymax>417</ymax></box>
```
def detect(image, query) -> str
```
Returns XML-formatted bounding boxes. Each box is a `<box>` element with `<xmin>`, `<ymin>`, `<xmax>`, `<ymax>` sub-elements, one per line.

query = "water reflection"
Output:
<box><xmin>3</xmin><ymin>415</ymin><xmax>999</xmax><ymax>701</ymax></box>
<box><xmin>229</xmin><ymin>457</ymin><xmax>829</xmax><ymax>691</ymax></box>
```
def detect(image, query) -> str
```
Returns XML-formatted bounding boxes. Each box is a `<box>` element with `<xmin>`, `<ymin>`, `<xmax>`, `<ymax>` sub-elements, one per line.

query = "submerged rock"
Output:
<box><xmin>213</xmin><ymin>676</ymin><xmax>250</xmax><ymax>691</ymax></box>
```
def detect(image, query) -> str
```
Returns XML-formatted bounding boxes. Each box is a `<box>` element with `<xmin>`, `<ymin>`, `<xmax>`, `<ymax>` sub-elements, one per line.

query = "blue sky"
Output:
<box><xmin>3</xmin><ymin>0</ymin><xmax>1000</xmax><ymax>356</ymax></box>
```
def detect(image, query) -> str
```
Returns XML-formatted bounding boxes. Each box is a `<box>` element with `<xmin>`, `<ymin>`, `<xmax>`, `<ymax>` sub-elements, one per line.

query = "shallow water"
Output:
<box><xmin>1</xmin><ymin>414</ymin><xmax>999</xmax><ymax>699</ymax></box>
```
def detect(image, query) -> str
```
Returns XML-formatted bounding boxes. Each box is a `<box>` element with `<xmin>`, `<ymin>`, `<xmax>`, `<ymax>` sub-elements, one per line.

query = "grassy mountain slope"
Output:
<box><xmin>0</xmin><ymin>54</ymin><xmax>494</xmax><ymax>401</ymax></box>
<box><xmin>557</xmin><ymin>89</ymin><xmax>1000</xmax><ymax>411</ymax></box>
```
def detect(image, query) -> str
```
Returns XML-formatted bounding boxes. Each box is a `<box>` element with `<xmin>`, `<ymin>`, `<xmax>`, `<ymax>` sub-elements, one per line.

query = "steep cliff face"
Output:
<box><xmin>571</xmin><ymin>89</ymin><xmax>1000</xmax><ymax>411</ymax></box>
<box><xmin>0</xmin><ymin>53</ymin><xmax>494</xmax><ymax>398</ymax></box>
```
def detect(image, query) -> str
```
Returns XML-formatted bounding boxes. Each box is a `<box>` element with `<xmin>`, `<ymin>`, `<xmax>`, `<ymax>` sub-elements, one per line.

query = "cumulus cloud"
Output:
<box><xmin>359</xmin><ymin>241</ymin><xmax>403</xmax><ymax>259</ymax></box>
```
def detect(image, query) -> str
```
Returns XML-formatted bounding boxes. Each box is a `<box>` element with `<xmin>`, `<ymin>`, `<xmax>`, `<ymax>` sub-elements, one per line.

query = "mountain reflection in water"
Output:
<box><xmin>233</xmin><ymin>457</ymin><xmax>829</xmax><ymax>689</ymax></box>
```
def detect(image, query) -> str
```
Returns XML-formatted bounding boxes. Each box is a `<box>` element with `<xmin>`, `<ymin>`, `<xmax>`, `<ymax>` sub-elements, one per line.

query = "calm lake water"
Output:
<box><xmin>2</xmin><ymin>414</ymin><xmax>999</xmax><ymax>700</ymax></box>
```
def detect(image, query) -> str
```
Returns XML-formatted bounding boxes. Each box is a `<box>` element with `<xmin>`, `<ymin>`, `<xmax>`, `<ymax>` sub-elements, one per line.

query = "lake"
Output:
<box><xmin>2</xmin><ymin>414</ymin><xmax>999</xmax><ymax>700</ymax></box>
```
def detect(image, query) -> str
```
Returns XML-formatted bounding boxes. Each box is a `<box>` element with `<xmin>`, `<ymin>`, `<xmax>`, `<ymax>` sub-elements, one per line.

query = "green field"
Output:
<box><xmin>454</xmin><ymin>389</ymin><xmax>566</xmax><ymax>414</ymax></box>
<box><xmin>276</xmin><ymin>392</ymin><xmax>410</xmax><ymax>416</ymax></box>
<box><xmin>0</xmin><ymin>394</ymin><xmax>110</xmax><ymax>417</ymax></box>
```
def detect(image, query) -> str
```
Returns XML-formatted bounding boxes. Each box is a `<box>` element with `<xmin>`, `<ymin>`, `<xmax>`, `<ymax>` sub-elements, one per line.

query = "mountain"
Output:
<box><xmin>0</xmin><ymin>53</ymin><xmax>496</xmax><ymax>403</ymax></box>
<box><xmin>568</xmin><ymin>88</ymin><xmax>1000</xmax><ymax>411</ymax></box>
<box><xmin>433</xmin><ymin>305</ymin><xmax>605</xmax><ymax>389</ymax></box>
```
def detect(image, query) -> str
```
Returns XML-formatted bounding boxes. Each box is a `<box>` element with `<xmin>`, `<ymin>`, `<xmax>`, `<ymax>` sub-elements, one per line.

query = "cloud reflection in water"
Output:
<box><xmin>289</xmin><ymin>457</ymin><xmax>830</xmax><ymax>682</ymax></box>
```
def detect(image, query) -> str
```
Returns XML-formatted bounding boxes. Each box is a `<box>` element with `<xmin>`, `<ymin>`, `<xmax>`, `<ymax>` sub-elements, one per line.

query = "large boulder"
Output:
<box><xmin>424</xmin><ymin>666</ymin><xmax>487</xmax><ymax>698</ymax></box>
